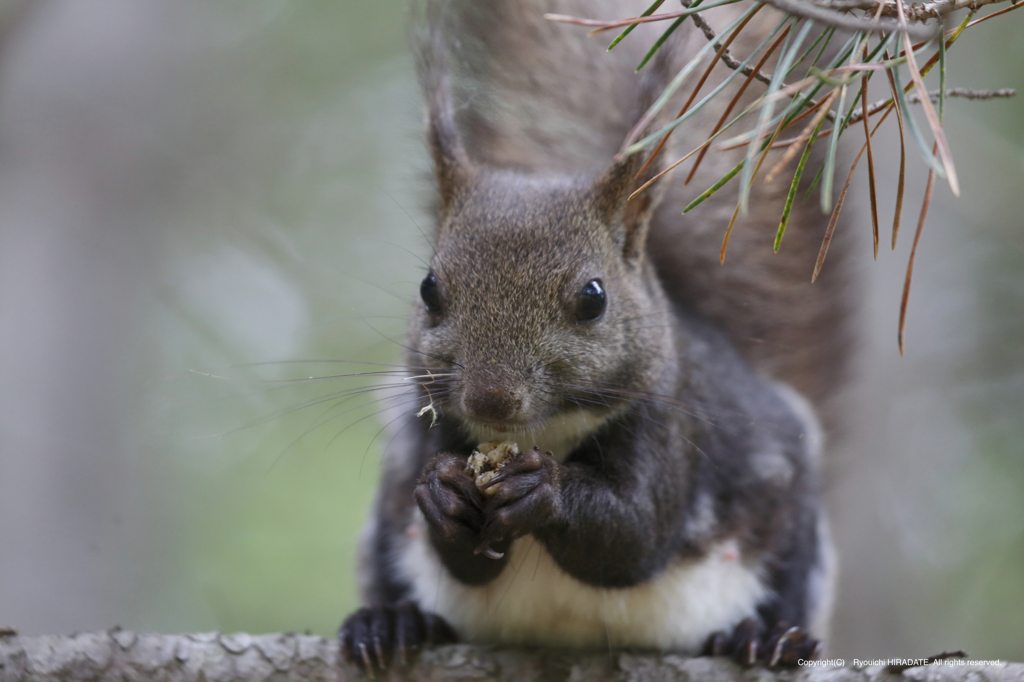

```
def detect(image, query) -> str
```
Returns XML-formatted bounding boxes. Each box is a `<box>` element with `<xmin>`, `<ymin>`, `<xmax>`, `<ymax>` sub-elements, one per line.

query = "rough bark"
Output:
<box><xmin>1</xmin><ymin>632</ymin><xmax>1021</xmax><ymax>682</ymax></box>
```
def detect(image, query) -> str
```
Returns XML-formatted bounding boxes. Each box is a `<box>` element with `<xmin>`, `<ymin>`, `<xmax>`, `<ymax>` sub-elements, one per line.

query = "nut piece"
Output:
<box><xmin>467</xmin><ymin>440</ymin><xmax>519</xmax><ymax>495</ymax></box>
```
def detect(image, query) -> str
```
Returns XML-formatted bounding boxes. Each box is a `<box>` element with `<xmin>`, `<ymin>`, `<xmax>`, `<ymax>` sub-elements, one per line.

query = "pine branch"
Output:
<box><xmin>815</xmin><ymin>0</ymin><xmax>1016</xmax><ymax>20</ymax></box>
<box><xmin>849</xmin><ymin>87</ymin><xmax>1015</xmax><ymax>124</ymax></box>
<box><xmin>685</xmin><ymin>6</ymin><xmax>775</xmax><ymax>86</ymax></box>
<box><xmin>761</xmin><ymin>0</ymin><xmax>937</xmax><ymax>39</ymax></box>
<box><xmin>548</xmin><ymin>0</ymin><xmax>1019</xmax><ymax>348</ymax></box>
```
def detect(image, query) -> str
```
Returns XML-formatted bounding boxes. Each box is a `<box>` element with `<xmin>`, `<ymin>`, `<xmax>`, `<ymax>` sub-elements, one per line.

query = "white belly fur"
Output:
<box><xmin>396</xmin><ymin>511</ymin><xmax>768</xmax><ymax>652</ymax></box>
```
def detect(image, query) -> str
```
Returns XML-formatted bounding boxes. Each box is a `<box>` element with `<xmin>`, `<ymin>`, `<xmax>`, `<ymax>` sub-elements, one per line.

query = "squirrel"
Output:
<box><xmin>339</xmin><ymin>0</ymin><xmax>852</xmax><ymax>672</ymax></box>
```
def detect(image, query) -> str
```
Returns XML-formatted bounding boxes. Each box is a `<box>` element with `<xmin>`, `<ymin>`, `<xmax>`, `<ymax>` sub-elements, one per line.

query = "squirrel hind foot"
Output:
<box><xmin>339</xmin><ymin>600</ymin><xmax>457</xmax><ymax>674</ymax></box>
<box><xmin>702</xmin><ymin>618</ymin><xmax>822</xmax><ymax>669</ymax></box>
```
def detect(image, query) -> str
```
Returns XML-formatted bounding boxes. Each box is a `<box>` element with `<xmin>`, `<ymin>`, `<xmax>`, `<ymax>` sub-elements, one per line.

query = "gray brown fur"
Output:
<box><xmin>342</xmin><ymin>0</ymin><xmax>848</xmax><ymax>671</ymax></box>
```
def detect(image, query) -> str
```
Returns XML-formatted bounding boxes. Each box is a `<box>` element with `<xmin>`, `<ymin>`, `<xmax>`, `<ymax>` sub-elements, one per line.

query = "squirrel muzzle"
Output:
<box><xmin>458</xmin><ymin>365</ymin><xmax>531</xmax><ymax>427</ymax></box>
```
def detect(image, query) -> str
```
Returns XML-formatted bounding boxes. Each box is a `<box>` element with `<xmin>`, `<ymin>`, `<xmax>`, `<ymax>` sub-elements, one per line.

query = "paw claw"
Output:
<box><xmin>804</xmin><ymin>637</ymin><xmax>823</xmax><ymax>662</ymax></box>
<box><xmin>749</xmin><ymin>641</ymin><xmax>760</xmax><ymax>666</ymax></box>
<box><xmin>474</xmin><ymin>544</ymin><xmax>504</xmax><ymax>559</ymax></box>
<box><xmin>340</xmin><ymin>602</ymin><xmax>457</xmax><ymax>674</ymax></box>
<box><xmin>358</xmin><ymin>642</ymin><xmax>373</xmax><ymax>676</ymax></box>
<box><xmin>706</xmin><ymin>631</ymin><xmax>728</xmax><ymax>657</ymax></box>
<box><xmin>481</xmin><ymin>472</ymin><xmax>506</xmax><ymax>488</ymax></box>
<box><xmin>768</xmin><ymin>625</ymin><xmax>801</xmax><ymax>668</ymax></box>
<box><xmin>703</xmin><ymin>618</ymin><xmax>821</xmax><ymax>670</ymax></box>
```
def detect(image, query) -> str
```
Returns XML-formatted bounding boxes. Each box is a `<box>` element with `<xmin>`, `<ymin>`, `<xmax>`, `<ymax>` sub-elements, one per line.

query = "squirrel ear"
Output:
<box><xmin>411</xmin><ymin>1</ymin><xmax>471</xmax><ymax>215</ymax></box>
<box><xmin>424</xmin><ymin>75</ymin><xmax>472</xmax><ymax>215</ymax></box>
<box><xmin>416</xmin><ymin>6</ymin><xmax>472</xmax><ymax>219</ymax></box>
<box><xmin>593</xmin><ymin>152</ymin><xmax>660</xmax><ymax>260</ymax></box>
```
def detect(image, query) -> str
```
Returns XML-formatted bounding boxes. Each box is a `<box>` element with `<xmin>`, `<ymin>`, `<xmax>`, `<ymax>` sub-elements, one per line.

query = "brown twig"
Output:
<box><xmin>912</xmin><ymin>87</ymin><xmax>1016</xmax><ymax>102</ymax></box>
<box><xmin>848</xmin><ymin>88</ymin><xmax>1016</xmax><ymax>124</ymax></box>
<box><xmin>686</xmin><ymin>7</ymin><xmax>775</xmax><ymax>88</ymax></box>
<box><xmin>964</xmin><ymin>0</ymin><xmax>1024</xmax><ymax>28</ymax></box>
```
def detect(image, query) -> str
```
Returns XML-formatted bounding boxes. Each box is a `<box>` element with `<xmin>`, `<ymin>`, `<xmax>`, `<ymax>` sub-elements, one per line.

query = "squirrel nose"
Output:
<box><xmin>462</xmin><ymin>384</ymin><xmax>523</xmax><ymax>423</ymax></box>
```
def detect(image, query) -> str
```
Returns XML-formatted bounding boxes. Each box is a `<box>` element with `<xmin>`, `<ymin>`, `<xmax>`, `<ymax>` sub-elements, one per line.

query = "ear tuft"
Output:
<box><xmin>593</xmin><ymin>151</ymin><xmax>662</xmax><ymax>260</ymax></box>
<box><xmin>596</xmin><ymin>38</ymin><xmax>672</xmax><ymax>259</ymax></box>
<box><xmin>415</xmin><ymin>3</ymin><xmax>472</xmax><ymax>216</ymax></box>
<box><xmin>424</xmin><ymin>72</ymin><xmax>471</xmax><ymax>215</ymax></box>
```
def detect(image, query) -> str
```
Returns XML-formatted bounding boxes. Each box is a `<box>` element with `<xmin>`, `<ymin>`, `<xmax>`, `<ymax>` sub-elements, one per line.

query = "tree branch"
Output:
<box><xmin>908</xmin><ymin>86</ymin><xmax>1016</xmax><ymax>102</ymax></box>
<box><xmin>848</xmin><ymin>87</ymin><xmax>1016</xmax><ymax>123</ymax></box>
<box><xmin>760</xmin><ymin>0</ymin><xmax>939</xmax><ymax>39</ymax></box>
<box><xmin>686</xmin><ymin>6</ymin><xmax>775</xmax><ymax>86</ymax></box>
<box><xmin>2</xmin><ymin>631</ymin><xmax>1023</xmax><ymax>682</ymax></box>
<box><xmin>814</xmin><ymin>0</ymin><xmax>1016</xmax><ymax>20</ymax></box>
<box><xmin>547</xmin><ymin>0</ymin><xmax>1022</xmax><ymax>44</ymax></box>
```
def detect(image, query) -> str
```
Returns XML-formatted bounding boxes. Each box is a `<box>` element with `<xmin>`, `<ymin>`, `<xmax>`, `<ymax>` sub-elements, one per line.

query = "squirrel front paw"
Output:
<box><xmin>477</xmin><ymin>447</ymin><xmax>560</xmax><ymax>551</ymax></box>
<box><xmin>703</xmin><ymin>618</ymin><xmax>822</xmax><ymax>668</ymax></box>
<box><xmin>414</xmin><ymin>453</ymin><xmax>486</xmax><ymax>548</ymax></box>
<box><xmin>339</xmin><ymin>600</ymin><xmax>456</xmax><ymax>675</ymax></box>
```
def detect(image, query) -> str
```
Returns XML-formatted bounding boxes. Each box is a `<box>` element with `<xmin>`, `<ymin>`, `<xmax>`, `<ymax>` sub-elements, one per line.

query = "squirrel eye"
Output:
<box><xmin>575</xmin><ymin>279</ymin><xmax>606</xmax><ymax>322</ymax></box>
<box><xmin>420</xmin><ymin>272</ymin><xmax>442</xmax><ymax>314</ymax></box>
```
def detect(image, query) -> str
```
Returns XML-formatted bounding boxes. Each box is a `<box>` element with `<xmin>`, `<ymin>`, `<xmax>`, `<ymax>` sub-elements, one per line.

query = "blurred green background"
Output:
<box><xmin>0</xmin><ymin>0</ymin><xmax>1021</xmax><ymax>662</ymax></box>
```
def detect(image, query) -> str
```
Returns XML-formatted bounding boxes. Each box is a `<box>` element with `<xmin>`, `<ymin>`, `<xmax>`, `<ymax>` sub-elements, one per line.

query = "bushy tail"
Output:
<box><xmin>412</xmin><ymin>0</ymin><xmax>675</xmax><ymax>174</ymax></box>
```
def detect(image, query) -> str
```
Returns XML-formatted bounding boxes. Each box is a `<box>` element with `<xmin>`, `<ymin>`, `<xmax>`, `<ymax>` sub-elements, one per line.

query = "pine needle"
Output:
<box><xmin>625</xmin><ymin>2</ymin><xmax>773</xmax><ymax>150</ymax></box>
<box><xmin>547</xmin><ymin>0</ymin><xmax>743</xmax><ymax>36</ymax></box>
<box><xmin>738</xmin><ymin>19</ymin><xmax>813</xmax><ymax>214</ymax></box>
<box><xmin>686</xmin><ymin>22</ymin><xmax>793</xmax><ymax>184</ymax></box>
<box><xmin>898</xmin><ymin>143</ymin><xmax>938</xmax><ymax>355</ymax></box>
<box><xmin>820</xmin><ymin>45</ymin><xmax>853</xmax><ymax>213</ymax></box>
<box><xmin>684</xmin><ymin>160</ymin><xmax>744</xmax><ymax>213</ymax></box>
<box><xmin>723</xmin><ymin>118</ymin><xmax>789</xmax><ymax>259</ymax></box>
<box><xmin>717</xmin><ymin>197</ymin><xmax>742</xmax><ymax>263</ymax></box>
<box><xmin>776</xmin><ymin>111</ymin><xmax>827</xmax><ymax>252</ymax></box>
<box><xmin>895</xmin><ymin>0</ymin><xmax>959</xmax><ymax>196</ymax></box>
<box><xmin>891</xmin><ymin>65</ymin><xmax>946</xmax><ymax>178</ymax></box>
<box><xmin>636</xmin><ymin>2</ymin><xmax>765</xmax><ymax>178</ymax></box>
<box><xmin>883</xmin><ymin>54</ymin><xmax>906</xmax><ymax>250</ymax></box>
<box><xmin>628</xmin><ymin>20</ymin><xmax>790</xmax><ymax>200</ymax></box>
<box><xmin>812</xmin><ymin>100</ymin><xmax>897</xmax><ymax>281</ymax></box>
<box><xmin>860</xmin><ymin>41</ymin><xmax>880</xmax><ymax>259</ymax></box>
<box><xmin>607</xmin><ymin>0</ymin><xmax>666</xmax><ymax>50</ymax></box>
<box><xmin>637</xmin><ymin>16</ymin><xmax>687</xmax><ymax>70</ymax></box>
<box><xmin>766</xmin><ymin>88</ymin><xmax>838</xmax><ymax>183</ymax></box>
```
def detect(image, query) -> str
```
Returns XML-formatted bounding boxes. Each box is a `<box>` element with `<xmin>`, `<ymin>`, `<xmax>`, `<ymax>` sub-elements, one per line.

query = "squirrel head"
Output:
<box><xmin>407</xmin><ymin>94</ymin><xmax>675</xmax><ymax>447</ymax></box>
